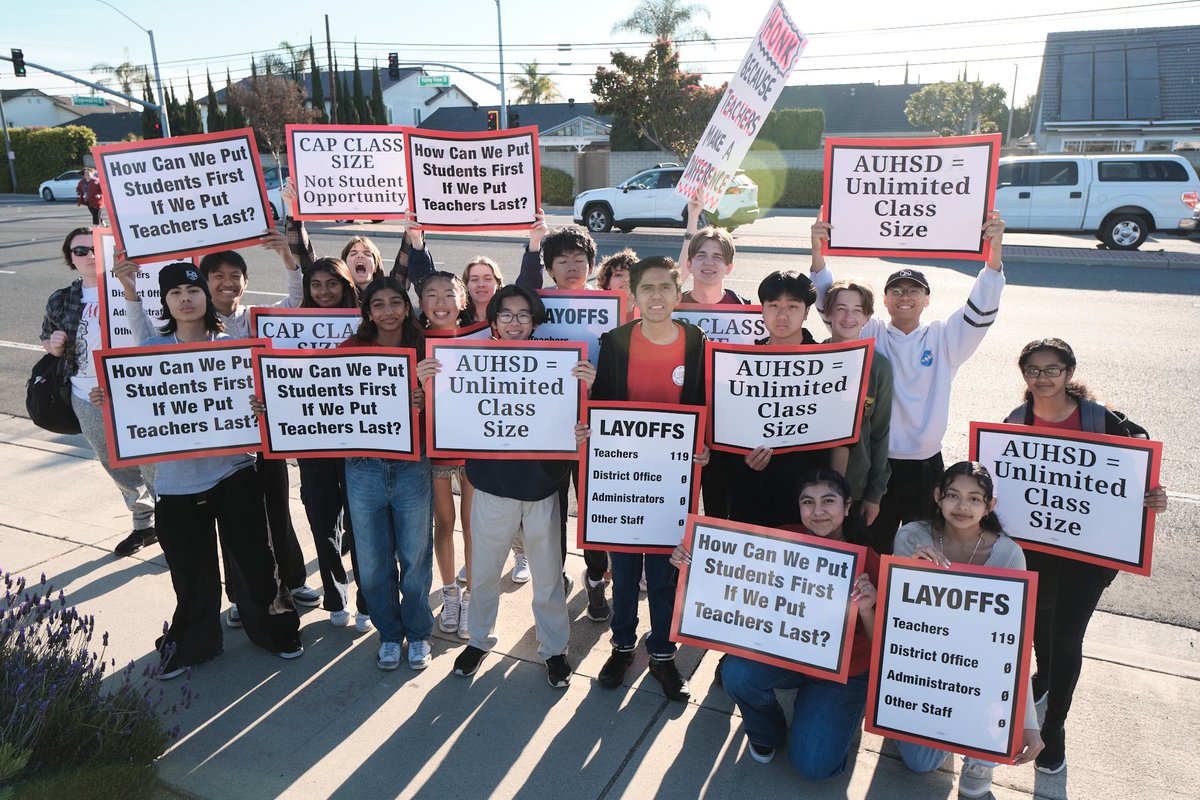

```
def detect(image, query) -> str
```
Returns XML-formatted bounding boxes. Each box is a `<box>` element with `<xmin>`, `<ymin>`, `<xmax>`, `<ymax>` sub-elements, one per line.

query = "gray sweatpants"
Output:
<box><xmin>71</xmin><ymin>392</ymin><xmax>156</xmax><ymax>530</ymax></box>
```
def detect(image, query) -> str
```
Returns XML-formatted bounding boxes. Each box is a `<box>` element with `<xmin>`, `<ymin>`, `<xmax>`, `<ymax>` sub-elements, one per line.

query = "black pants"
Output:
<box><xmin>225</xmin><ymin>455</ymin><xmax>308</xmax><ymax>602</ymax></box>
<box><xmin>298</xmin><ymin>457</ymin><xmax>367</xmax><ymax>614</ymax></box>
<box><xmin>868</xmin><ymin>453</ymin><xmax>944</xmax><ymax>554</ymax></box>
<box><xmin>88</xmin><ymin>206</ymin><xmax>101</xmax><ymax>225</ymax></box>
<box><xmin>1026</xmin><ymin>550</ymin><xmax>1117</xmax><ymax>729</ymax></box>
<box><xmin>155</xmin><ymin>466</ymin><xmax>300</xmax><ymax>667</ymax></box>
<box><xmin>559</xmin><ymin>463</ymin><xmax>609</xmax><ymax>581</ymax></box>
<box><xmin>701</xmin><ymin>451</ymin><xmax>734</xmax><ymax>521</ymax></box>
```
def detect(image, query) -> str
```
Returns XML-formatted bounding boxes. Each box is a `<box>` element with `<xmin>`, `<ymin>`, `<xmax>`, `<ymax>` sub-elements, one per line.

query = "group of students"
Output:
<box><xmin>40</xmin><ymin>184</ymin><xmax>1168</xmax><ymax>797</ymax></box>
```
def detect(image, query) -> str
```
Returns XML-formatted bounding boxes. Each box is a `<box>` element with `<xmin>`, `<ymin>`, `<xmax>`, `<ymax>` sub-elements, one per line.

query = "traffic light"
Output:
<box><xmin>11</xmin><ymin>49</ymin><xmax>26</xmax><ymax>77</ymax></box>
<box><xmin>388</xmin><ymin>52</ymin><xmax>399</xmax><ymax>80</ymax></box>
<box><xmin>486</xmin><ymin>110</ymin><xmax>499</xmax><ymax>131</ymax></box>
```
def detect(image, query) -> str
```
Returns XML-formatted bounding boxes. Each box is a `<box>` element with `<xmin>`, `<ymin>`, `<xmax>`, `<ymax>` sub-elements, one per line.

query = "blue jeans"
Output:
<box><xmin>894</xmin><ymin>740</ymin><xmax>995</xmax><ymax>773</ymax></box>
<box><xmin>722</xmin><ymin>655</ymin><xmax>869</xmax><ymax>781</ymax></box>
<box><xmin>610</xmin><ymin>551</ymin><xmax>676</xmax><ymax>657</ymax></box>
<box><xmin>345</xmin><ymin>456</ymin><xmax>433</xmax><ymax>644</ymax></box>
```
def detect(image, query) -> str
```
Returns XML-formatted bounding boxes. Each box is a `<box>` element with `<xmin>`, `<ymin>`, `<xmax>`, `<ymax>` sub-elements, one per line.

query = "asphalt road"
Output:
<box><xmin>3</xmin><ymin>197</ymin><xmax>1198</xmax><ymax>628</ymax></box>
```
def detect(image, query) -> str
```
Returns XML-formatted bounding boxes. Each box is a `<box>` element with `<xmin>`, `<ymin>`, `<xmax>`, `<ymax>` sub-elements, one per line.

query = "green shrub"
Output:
<box><xmin>0</xmin><ymin>127</ymin><xmax>97</xmax><ymax>194</ymax></box>
<box><xmin>541</xmin><ymin>166</ymin><xmax>574</xmax><ymax>206</ymax></box>
<box><xmin>753</xmin><ymin>108</ymin><xmax>824</xmax><ymax>150</ymax></box>
<box><xmin>745</xmin><ymin>167</ymin><xmax>824</xmax><ymax>209</ymax></box>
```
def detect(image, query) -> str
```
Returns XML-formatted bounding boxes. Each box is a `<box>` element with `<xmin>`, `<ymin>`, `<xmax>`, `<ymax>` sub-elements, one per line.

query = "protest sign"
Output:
<box><xmin>706</xmin><ymin>340</ymin><xmax>873</xmax><ymax>454</ymax></box>
<box><xmin>95</xmin><ymin>339</ymin><xmax>266</xmax><ymax>467</ymax></box>
<box><xmin>672</xmin><ymin>515</ymin><xmax>865</xmax><ymax>681</ymax></box>
<box><xmin>423</xmin><ymin>321</ymin><xmax>495</xmax><ymax>341</ymax></box>
<box><xmin>531</xmin><ymin>290</ymin><xmax>626</xmax><ymax>364</ymax></box>
<box><xmin>406</xmin><ymin>127</ymin><xmax>540</xmax><ymax>231</ymax></box>
<box><xmin>92</xmin><ymin>129</ymin><xmax>271</xmax><ymax>262</ymax></box>
<box><xmin>253</xmin><ymin>348</ymin><xmax>418</xmax><ymax>460</ymax></box>
<box><xmin>674</xmin><ymin>304</ymin><xmax>765</xmax><ymax>345</ymax></box>
<box><xmin>676</xmin><ymin>0</ymin><xmax>806</xmax><ymax>210</ymax></box>
<box><xmin>970</xmin><ymin>422</ymin><xmax>1162</xmax><ymax>575</ymax></box>
<box><xmin>426</xmin><ymin>340</ymin><xmax>585</xmax><ymax>459</ymax></box>
<box><xmin>821</xmin><ymin>134</ymin><xmax>1001</xmax><ymax>260</ymax></box>
<box><xmin>93</xmin><ymin>229</ymin><xmax>185</xmax><ymax>350</ymax></box>
<box><xmin>249</xmin><ymin>307</ymin><xmax>359</xmax><ymax>349</ymax></box>
<box><xmin>285</xmin><ymin>125</ymin><xmax>408</xmax><ymax>219</ymax></box>
<box><xmin>866</xmin><ymin>556</ymin><xmax>1036</xmax><ymax>763</ymax></box>
<box><xmin>577</xmin><ymin>402</ymin><xmax>705</xmax><ymax>553</ymax></box>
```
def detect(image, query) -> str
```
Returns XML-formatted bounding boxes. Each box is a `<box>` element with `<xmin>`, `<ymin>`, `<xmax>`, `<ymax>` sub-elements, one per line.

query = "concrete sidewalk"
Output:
<box><xmin>2</xmin><ymin>413</ymin><xmax>1197</xmax><ymax>800</ymax></box>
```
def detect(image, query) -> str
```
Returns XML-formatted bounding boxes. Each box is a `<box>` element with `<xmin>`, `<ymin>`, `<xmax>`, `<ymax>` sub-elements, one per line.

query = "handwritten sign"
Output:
<box><xmin>285</xmin><ymin>125</ymin><xmax>408</xmax><ymax>219</ymax></box>
<box><xmin>249</xmin><ymin>307</ymin><xmax>360</xmax><ymax>349</ymax></box>
<box><xmin>578</xmin><ymin>402</ymin><xmax>704</xmax><ymax>553</ymax></box>
<box><xmin>532</xmin><ymin>290</ymin><xmax>626</xmax><ymax>365</ymax></box>
<box><xmin>971</xmin><ymin>422</ymin><xmax>1162</xmax><ymax>575</ymax></box>
<box><xmin>866</xmin><ymin>557</ymin><xmax>1036</xmax><ymax>763</ymax></box>
<box><xmin>706</xmin><ymin>340</ymin><xmax>873</xmax><ymax>454</ymax></box>
<box><xmin>674</xmin><ymin>304</ymin><xmax>765</xmax><ymax>345</ymax></box>
<box><xmin>822</xmin><ymin>134</ymin><xmax>1000</xmax><ymax>260</ymax></box>
<box><xmin>92</xmin><ymin>128</ymin><xmax>270</xmax><ymax>262</ymax></box>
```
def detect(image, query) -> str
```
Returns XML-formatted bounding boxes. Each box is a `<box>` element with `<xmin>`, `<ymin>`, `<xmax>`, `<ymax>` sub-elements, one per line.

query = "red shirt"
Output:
<box><xmin>627</xmin><ymin>321</ymin><xmax>686</xmax><ymax>404</ymax></box>
<box><xmin>1033</xmin><ymin>406</ymin><xmax>1082</xmax><ymax>430</ymax></box>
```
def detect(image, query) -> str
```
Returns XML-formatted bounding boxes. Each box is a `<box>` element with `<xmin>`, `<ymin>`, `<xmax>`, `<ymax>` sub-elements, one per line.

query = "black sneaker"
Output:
<box><xmin>1036</xmin><ymin>724</ymin><xmax>1066</xmax><ymax>774</ymax></box>
<box><xmin>648</xmin><ymin>655</ymin><xmax>691</xmax><ymax>702</ymax></box>
<box><xmin>597</xmin><ymin>647</ymin><xmax>635</xmax><ymax>688</ymax></box>
<box><xmin>454</xmin><ymin>645</ymin><xmax>488</xmax><ymax>677</ymax></box>
<box><xmin>114</xmin><ymin>527</ymin><xmax>158</xmax><ymax>557</ymax></box>
<box><xmin>747</xmin><ymin>740</ymin><xmax>776</xmax><ymax>764</ymax></box>
<box><xmin>546</xmin><ymin>654</ymin><xmax>572</xmax><ymax>688</ymax></box>
<box><xmin>582</xmin><ymin>569</ymin><xmax>611</xmax><ymax>622</ymax></box>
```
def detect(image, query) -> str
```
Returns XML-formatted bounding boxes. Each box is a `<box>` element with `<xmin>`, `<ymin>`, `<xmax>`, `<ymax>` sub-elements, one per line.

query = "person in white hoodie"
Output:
<box><xmin>809</xmin><ymin>211</ymin><xmax>1006</xmax><ymax>553</ymax></box>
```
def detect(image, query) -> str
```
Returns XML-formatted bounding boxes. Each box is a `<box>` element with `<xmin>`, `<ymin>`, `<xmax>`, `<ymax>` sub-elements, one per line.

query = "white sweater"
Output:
<box><xmin>813</xmin><ymin>265</ymin><xmax>1004</xmax><ymax>460</ymax></box>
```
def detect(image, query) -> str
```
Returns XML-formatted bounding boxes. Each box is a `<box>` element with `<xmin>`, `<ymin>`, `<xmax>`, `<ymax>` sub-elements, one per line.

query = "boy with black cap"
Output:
<box><xmin>810</xmin><ymin>213</ymin><xmax>1006</xmax><ymax>552</ymax></box>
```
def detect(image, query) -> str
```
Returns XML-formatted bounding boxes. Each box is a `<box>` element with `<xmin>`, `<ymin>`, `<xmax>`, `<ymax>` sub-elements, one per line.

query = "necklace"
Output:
<box><xmin>939</xmin><ymin>531</ymin><xmax>986</xmax><ymax>565</ymax></box>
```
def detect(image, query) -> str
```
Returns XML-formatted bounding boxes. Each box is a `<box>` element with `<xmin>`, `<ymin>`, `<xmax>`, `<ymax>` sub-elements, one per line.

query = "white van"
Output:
<box><xmin>994</xmin><ymin>154</ymin><xmax>1199</xmax><ymax>250</ymax></box>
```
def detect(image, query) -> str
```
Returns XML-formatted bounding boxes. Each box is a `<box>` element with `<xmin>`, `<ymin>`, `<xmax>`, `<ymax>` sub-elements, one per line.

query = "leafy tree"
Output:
<box><xmin>592</xmin><ymin>39</ymin><xmax>722</xmax><ymax>158</ymax></box>
<box><xmin>205</xmin><ymin>70</ymin><xmax>225</xmax><ymax>132</ymax></box>
<box><xmin>612</xmin><ymin>0</ymin><xmax>712</xmax><ymax>42</ymax></box>
<box><xmin>511</xmin><ymin>61</ymin><xmax>561</xmax><ymax>104</ymax></box>
<box><xmin>224</xmin><ymin>70</ymin><xmax>247</xmax><ymax>130</ymax></box>
<box><xmin>228</xmin><ymin>74</ymin><xmax>318</xmax><ymax>169</ymax></box>
<box><xmin>90</xmin><ymin>48</ymin><xmax>148</xmax><ymax>96</ymax></box>
<box><xmin>905</xmin><ymin>80</ymin><xmax>1006</xmax><ymax>137</ymax></box>
<box><xmin>140</xmin><ymin>75</ymin><xmax>161</xmax><ymax>139</ymax></box>
<box><xmin>370</xmin><ymin>62</ymin><xmax>387</xmax><ymax>124</ymax></box>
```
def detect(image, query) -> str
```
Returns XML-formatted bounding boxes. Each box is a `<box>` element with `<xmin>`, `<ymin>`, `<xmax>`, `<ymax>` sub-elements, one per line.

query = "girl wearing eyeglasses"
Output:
<box><xmin>1004</xmin><ymin>338</ymin><xmax>1168</xmax><ymax>774</ymax></box>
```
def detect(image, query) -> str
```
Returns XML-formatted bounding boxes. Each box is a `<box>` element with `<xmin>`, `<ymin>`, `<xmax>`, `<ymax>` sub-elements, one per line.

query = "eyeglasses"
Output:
<box><xmin>70</xmin><ymin>246</ymin><xmax>95</xmax><ymax>257</ymax></box>
<box><xmin>886</xmin><ymin>286</ymin><xmax>925</xmax><ymax>298</ymax></box>
<box><xmin>1022</xmin><ymin>366</ymin><xmax>1066</xmax><ymax>378</ymax></box>
<box><xmin>496</xmin><ymin>310</ymin><xmax>532</xmax><ymax>324</ymax></box>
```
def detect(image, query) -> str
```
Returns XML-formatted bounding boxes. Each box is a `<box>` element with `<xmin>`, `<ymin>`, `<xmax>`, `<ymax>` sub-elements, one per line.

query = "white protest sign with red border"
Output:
<box><xmin>676</xmin><ymin>0</ymin><xmax>806</xmax><ymax>211</ymax></box>
<box><xmin>705</xmin><ymin>340</ymin><xmax>873</xmax><ymax>455</ymax></box>
<box><xmin>92</xmin><ymin>128</ymin><xmax>270</xmax><ymax>262</ymax></box>
<box><xmin>253</xmin><ymin>348</ymin><xmax>418</xmax><ymax>460</ymax></box>
<box><xmin>93</xmin><ymin>228</ymin><xmax>188</xmax><ymax>350</ymax></box>
<box><xmin>822</xmin><ymin>134</ymin><xmax>1001</xmax><ymax>261</ymax></box>
<box><xmin>671</xmin><ymin>515</ymin><xmax>866</xmax><ymax>682</ymax></box>
<box><xmin>674</xmin><ymin>304</ymin><xmax>766</xmax><ymax>345</ymax></box>
<box><xmin>285</xmin><ymin>125</ymin><xmax>408</xmax><ymax>220</ymax></box>
<box><xmin>866</xmin><ymin>556</ymin><xmax>1037</xmax><ymax>764</ymax></box>
<box><xmin>405</xmin><ymin>127</ymin><xmax>540</xmax><ymax>231</ymax></box>
<box><xmin>425</xmin><ymin>340</ymin><xmax>585</xmax><ymax>459</ymax></box>
<box><xmin>249</xmin><ymin>307</ymin><xmax>360</xmax><ymax>350</ymax></box>
<box><xmin>95</xmin><ymin>339</ymin><xmax>266</xmax><ymax>467</ymax></box>
<box><xmin>532</xmin><ymin>290</ymin><xmax>626</xmax><ymax>365</ymax></box>
<box><xmin>970</xmin><ymin>422</ymin><xmax>1162</xmax><ymax>575</ymax></box>
<box><xmin>577</xmin><ymin>402</ymin><xmax>705</xmax><ymax>554</ymax></box>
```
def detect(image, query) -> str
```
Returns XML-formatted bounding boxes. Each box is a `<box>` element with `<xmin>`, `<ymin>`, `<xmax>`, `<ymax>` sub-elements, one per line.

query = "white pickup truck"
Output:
<box><xmin>994</xmin><ymin>154</ymin><xmax>1199</xmax><ymax>250</ymax></box>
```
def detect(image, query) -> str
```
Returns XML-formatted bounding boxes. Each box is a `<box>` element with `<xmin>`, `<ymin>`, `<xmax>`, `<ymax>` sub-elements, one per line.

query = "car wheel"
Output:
<box><xmin>1100</xmin><ymin>214</ymin><xmax>1148</xmax><ymax>250</ymax></box>
<box><xmin>584</xmin><ymin>204</ymin><xmax>613</xmax><ymax>233</ymax></box>
<box><xmin>42</xmin><ymin>188</ymin><xmax>54</xmax><ymax>201</ymax></box>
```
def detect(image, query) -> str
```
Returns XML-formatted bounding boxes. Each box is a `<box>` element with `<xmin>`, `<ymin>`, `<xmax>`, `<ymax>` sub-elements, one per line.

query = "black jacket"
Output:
<box><xmin>591</xmin><ymin>320</ymin><xmax>707</xmax><ymax>406</ymax></box>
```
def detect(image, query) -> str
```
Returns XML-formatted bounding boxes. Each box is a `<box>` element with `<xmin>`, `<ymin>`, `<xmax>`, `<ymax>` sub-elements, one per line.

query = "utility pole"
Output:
<box><xmin>326</xmin><ymin>15</ymin><xmax>337</xmax><ymax>124</ymax></box>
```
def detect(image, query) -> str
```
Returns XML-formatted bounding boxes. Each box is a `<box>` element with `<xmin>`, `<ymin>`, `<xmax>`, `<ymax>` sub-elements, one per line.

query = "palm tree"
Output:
<box><xmin>278</xmin><ymin>41</ymin><xmax>312</xmax><ymax>83</ymax></box>
<box><xmin>511</xmin><ymin>61</ymin><xmax>561</xmax><ymax>104</ymax></box>
<box><xmin>91</xmin><ymin>48</ymin><xmax>149</xmax><ymax>96</ymax></box>
<box><xmin>611</xmin><ymin>0</ymin><xmax>712</xmax><ymax>42</ymax></box>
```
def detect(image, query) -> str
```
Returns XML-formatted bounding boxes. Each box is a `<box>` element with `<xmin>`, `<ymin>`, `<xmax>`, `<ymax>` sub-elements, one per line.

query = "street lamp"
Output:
<box><xmin>94</xmin><ymin>0</ymin><xmax>170</xmax><ymax>137</ymax></box>
<box><xmin>496</xmin><ymin>0</ymin><xmax>507</xmax><ymax>129</ymax></box>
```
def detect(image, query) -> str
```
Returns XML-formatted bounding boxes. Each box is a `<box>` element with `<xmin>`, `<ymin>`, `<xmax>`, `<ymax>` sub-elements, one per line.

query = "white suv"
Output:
<box><xmin>994</xmin><ymin>154</ymin><xmax>1199</xmax><ymax>250</ymax></box>
<box><xmin>573</xmin><ymin>164</ymin><xmax>760</xmax><ymax>233</ymax></box>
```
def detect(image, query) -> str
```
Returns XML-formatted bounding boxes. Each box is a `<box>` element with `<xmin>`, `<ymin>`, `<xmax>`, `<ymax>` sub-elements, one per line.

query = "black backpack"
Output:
<box><xmin>26</xmin><ymin>352</ymin><xmax>82</xmax><ymax>435</ymax></box>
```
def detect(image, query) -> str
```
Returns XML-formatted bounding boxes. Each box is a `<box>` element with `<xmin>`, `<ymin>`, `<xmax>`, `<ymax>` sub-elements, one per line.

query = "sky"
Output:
<box><xmin>6</xmin><ymin>0</ymin><xmax>1200</xmax><ymax>112</ymax></box>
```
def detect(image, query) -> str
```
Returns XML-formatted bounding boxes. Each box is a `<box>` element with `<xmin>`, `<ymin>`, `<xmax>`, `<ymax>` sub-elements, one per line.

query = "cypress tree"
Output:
<box><xmin>184</xmin><ymin>74</ymin><xmax>201</xmax><ymax>135</ymax></box>
<box><xmin>205</xmin><ymin>70</ymin><xmax>225</xmax><ymax>132</ymax></box>
<box><xmin>370</xmin><ymin>61</ymin><xmax>387</xmax><ymax>124</ymax></box>
<box><xmin>352</xmin><ymin>45</ymin><xmax>369</xmax><ymax>125</ymax></box>
<box><xmin>225</xmin><ymin>69</ymin><xmax>247</xmax><ymax>129</ymax></box>
<box><xmin>309</xmin><ymin>40</ymin><xmax>327</xmax><ymax>123</ymax></box>
<box><xmin>141</xmin><ymin>74</ymin><xmax>160</xmax><ymax>139</ymax></box>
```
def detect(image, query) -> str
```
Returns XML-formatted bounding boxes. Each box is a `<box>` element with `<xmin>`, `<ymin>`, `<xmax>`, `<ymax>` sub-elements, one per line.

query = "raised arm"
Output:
<box><xmin>516</xmin><ymin>208</ymin><xmax>548</xmax><ymax>289</ymax></box>
<box><xmin>678</xmin><ymin>196</ymin><xmax>704</xmax><ymax>285</ymax></box>
<box><xmin>940</xmin><ymin>213</ymin><xmax>1006</xmax><ymax>368</ymax></box>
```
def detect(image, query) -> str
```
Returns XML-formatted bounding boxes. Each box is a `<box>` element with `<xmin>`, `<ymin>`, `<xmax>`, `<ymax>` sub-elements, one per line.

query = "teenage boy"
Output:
<box><xmin>810</xmin><ymin>212</ymin><xmax>1006</xmax><ymax>552</ymax></box>
<box><xmin>589</xmin><ymin>255</ymin><xmax>710</xmax><ymax>702</ymax></box>
<box><xmin>439</xmin><ymin>284</ymin><xmax>594</xmax><ymax>688</ymax></box>
<box><xmin>198</xmin><ymin>242</ymin><xmax>321</xmax><ymax>615</ymax></box>
<box><xmin>823</xmin><ymin>279</ymin><xmax>893</xmax><ymax>526</ymax></box>
<box><xmin>726</xmin><ymin>271</ymin><xmax>847</xmax><ymax>529</ymax></box>
<box><xmin>677</xmin><ymin>197</ymin><xmax>750</xmax><ymax>305</ymax></box>
<box><xmin>518</xmin><ymin>213</ymin><xmax>612</xmax><ymax>622</ymax></box>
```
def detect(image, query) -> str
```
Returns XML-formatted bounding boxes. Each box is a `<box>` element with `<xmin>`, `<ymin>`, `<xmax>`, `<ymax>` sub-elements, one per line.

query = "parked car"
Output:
<box><xmin>994</xmin><ymin>154</ymin><xmax>1200</xmax><ymax>250</ymax></box>
<box><xmin>263</xmin><ymin>165</ymin><xmax>290</xmax><ymax>220</ymax></box>
<box><xmin>573</xmin><ymin>164</ymin><xmax>760</xmax><ymax>233</ymax></box>
<box><xmin>38</xmin><ymin>170</ymin><xmax>84</xmax><ymax>202</ymax></box>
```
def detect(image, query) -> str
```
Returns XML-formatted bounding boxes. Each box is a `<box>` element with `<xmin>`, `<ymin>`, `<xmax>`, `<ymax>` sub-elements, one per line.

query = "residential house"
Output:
<box><xmin>1</xmin><ymin>88</ymin><xmax>131</xmax><ymax>128</ymax></box>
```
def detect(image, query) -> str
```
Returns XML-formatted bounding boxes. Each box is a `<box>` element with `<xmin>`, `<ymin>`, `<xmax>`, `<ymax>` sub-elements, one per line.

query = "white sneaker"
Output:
<box><xmin>457</xmin><ymin>591</ymin><xmax>471</xmax><ymax>640</ymax></box>
<box><xmin>355</xmin><ymin>613</ymin><xmax>373</xmax><ymax>633</ymax></box>
<box><xmin>439</xmin><ymin>587</ymin><xmax>461</xmax><ymax>633</ymax></box>
<box><xmin>330</xmin><ymin>610</ymin><xmax>351</xmax><ymax>627</ymax></box>
<box><xmin>408</xmin><ymin>639</ymin><xmax>432</xmax><ymax>670</ymax></box>
<box><xmin>511</xmin><ymin>554</ymin><xmax>531</xmax><ymax>584</ymax></box>
<box><xmin>226</xmin><ymin>603</ymin><xmax>243</xmax><ymax>628</ymax></box>
<box><xmin>289</xmin><ymin>584</ymin><xmax>322</xmax><ymax>607</ymax></box>
<box><xmin>958</xmin><ymin>762</ymin><xmax>994</xmax><ymax>799</ymax></box>
<box><xmin>378</xmin><ymin>641</ymin><xmax>402</xmax><ymax>671</ymax></box>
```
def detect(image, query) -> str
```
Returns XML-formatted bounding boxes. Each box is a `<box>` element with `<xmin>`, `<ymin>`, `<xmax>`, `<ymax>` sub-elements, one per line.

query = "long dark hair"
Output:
<box><xmin>796</xmin><ymin>469</ymin><xmax>869</xmax><ymax>547</ymax></box>
<box><xmin>415</xmin><ymin>270</ymin><xmax>470</xmax><ymax>328</ymax></box>
<box><xmin>62</xmin><ymin>227</ymin><xmax>92</xmax><ymax>268</ymax></box>
<box><xmin>1018</xmin><ymin>337</ymin><xmax>1094</xmax><ymax>403</ymax></box>
<box><xmin>303</xmin><ymin>258</ymin><xmax>359</xmax><ymax>309</ymax></box>
<box><xmin>356</xmin><ymin>276</ymin><xmax>423</xmax><ymax>348</ymax></box>
<box><xmin>931</xmin><ymin>461</ymin><xmax>1004</xmax><ymax>536</ymax></box>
